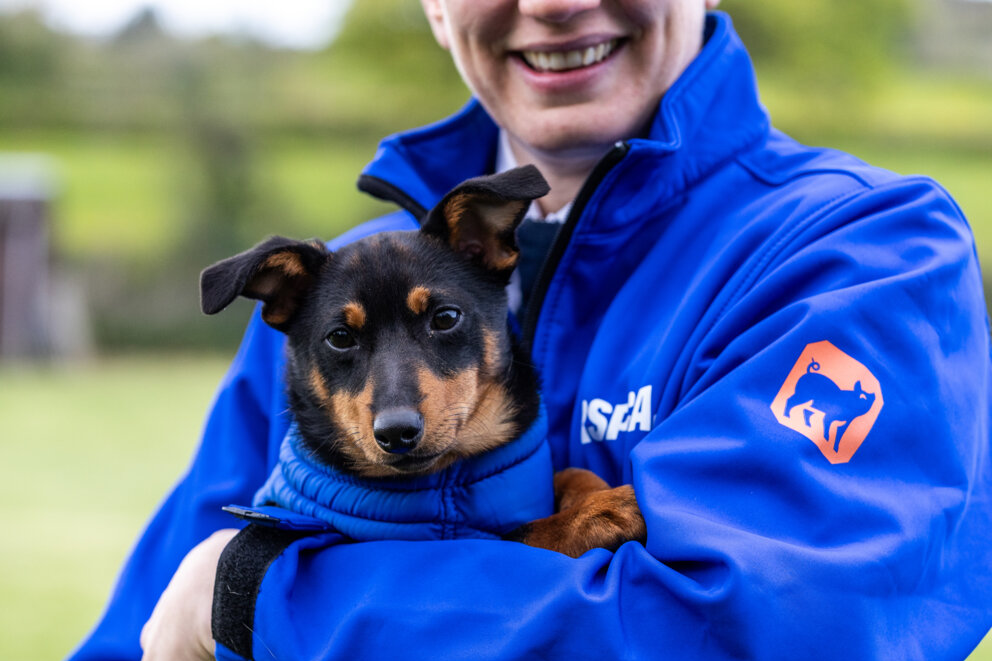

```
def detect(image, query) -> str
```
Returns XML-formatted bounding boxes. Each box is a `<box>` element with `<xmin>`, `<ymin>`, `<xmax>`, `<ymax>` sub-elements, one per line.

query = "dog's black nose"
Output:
<box><xmin>373</xmin><ymin>409</ymin><xmax>424</xmax><ymax>454</ymax></box>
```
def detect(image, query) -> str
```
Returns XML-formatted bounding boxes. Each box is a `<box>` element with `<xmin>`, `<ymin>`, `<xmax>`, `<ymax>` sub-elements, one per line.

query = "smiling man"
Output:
<box><xmin>72</xmin><ymin>1</ymin><xmax>992</xmax><ymax>660</ymax></box>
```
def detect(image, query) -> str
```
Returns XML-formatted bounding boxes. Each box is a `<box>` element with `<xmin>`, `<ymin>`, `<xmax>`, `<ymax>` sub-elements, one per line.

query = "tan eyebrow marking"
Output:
<box><xmin>343</xmin><ymin>301</ymin><xmax>366</xmax><ymax>329</ymax></box>
<box><xmin>407</xmin><ymin>286</ymin><xmax>431</xmax><ymax>315</ymax></box>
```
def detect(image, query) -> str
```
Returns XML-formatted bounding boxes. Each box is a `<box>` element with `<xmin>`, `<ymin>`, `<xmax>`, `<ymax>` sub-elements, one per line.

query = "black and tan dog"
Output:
<box><xmin>200</xmin><ymin>166</ymin><xmax>645</xmax><ymax>558</ymax></box>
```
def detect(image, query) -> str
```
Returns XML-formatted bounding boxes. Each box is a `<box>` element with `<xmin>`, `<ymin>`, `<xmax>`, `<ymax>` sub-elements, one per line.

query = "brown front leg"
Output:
<box><xmin>506</xmin><ymin>468</ymin><xmax>647</xmax><ymax>558</ymax></box>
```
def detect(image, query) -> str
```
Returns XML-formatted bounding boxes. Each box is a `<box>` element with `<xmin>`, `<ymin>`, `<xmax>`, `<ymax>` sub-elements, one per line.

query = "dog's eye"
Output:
<box><xmin>325</xmin><ymin>328</ymin><xmax>357</xmax><ymax>350</ymax></box>
<box><xmin>431</xmin><ymin>307</ymin><xmax>462</xmax><ymax>332</ymax></box>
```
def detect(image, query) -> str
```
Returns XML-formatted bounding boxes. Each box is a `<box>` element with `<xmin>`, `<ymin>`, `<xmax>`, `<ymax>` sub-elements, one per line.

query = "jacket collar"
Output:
<box><xmin>252</xmin><ymin>407</ymin><xmax>553</xmax><ymax>541</ymax></box>
<box><xmin>357</xmin><ymin>12</ymin><xmax>768</xmax><ymax>221</ymax></box>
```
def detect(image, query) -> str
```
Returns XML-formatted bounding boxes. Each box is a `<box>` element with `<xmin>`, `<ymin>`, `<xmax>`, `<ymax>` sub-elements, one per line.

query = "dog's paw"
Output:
<box><xmin>552</xmin><ymin>467</ymin><xmax>610</xmax><ymax>512</ymax></box>
<box><xmin>564</xmin><ymin>485</ymin><xmax>647</xmax><ymax>555</ymax></box>
<box><xmin>505</xmin><ymin>484</ymin><xmax>646</xmax><ymax>558</ymax></box>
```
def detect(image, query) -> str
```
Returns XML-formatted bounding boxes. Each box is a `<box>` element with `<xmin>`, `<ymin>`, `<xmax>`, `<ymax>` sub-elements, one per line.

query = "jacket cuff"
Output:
<box><xmin>211</xmin><ymin>524</ymin><xmax>310</xmax><ymax>659</ymax></box>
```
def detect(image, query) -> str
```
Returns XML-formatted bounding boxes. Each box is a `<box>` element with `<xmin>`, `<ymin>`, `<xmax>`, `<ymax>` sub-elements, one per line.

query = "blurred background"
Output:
<box><xmin>0</xmin><ymin>0</ymin><xmax>989</xmax><ymax>658</ymax></box>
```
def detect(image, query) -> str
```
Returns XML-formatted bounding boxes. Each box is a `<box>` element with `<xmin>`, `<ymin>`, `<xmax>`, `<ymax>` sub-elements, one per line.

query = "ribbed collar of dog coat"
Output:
<box><xmin>250</xmin><ymin>406</ymin><xmax>553</xmax><ymax>542</ymax></box>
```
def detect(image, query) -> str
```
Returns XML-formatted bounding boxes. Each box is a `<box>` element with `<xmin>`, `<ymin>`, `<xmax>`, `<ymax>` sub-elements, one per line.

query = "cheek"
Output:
<box><xmin>482</xmin><ymin>328</ymin><xmax>508</xmax><ymax>378</ymax></box>
<box><xmin>417</xmin><ymin>367</ymin><xmax>481</xmax><ymax>442</ymax></box>
<box><xmin>417</xmin><ymin>362</ymin><xmax>520</xmax><ymax>460</ymax></box>
<box><xmin>651</xmin><ymin>2</ymin><xmax>706</xmax><ymax>78</ymax></box>
<box><xmin>442</xmin><ymin>1</ymin><xmax>514</xmax><ymax>92</ymax></box>
<box><xmin>595</xmin><ymin>6</ymin><xmax>705</xmax><ymax>133</ymax></box>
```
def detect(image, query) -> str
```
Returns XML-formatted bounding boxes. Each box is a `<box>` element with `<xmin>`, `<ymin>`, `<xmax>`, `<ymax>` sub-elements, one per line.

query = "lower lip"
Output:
<box><xmin>390</xmin><ymin>454</ymin><xmax>442</xmax><ymax>473</ymax></box>
<box><xmin>511</xmin><ymin>43</ymin><xmax>622</xmax><ymax>94</ymax></box>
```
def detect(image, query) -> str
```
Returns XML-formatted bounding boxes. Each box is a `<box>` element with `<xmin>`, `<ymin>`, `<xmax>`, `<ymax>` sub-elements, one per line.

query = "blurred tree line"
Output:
<box><xmin>0</xmin><ymin>0</ymin><xmax>985</xmax><ymax>352</ymax></box>
<box><xmin>0</xmin><ymin>0</ymin><xmax>921</xmax><ymax>133</ymax></box>
<box><xmin>727</xmin><ymin>0</ymin><xmax>913</xmax><ymax>88</ymax></box>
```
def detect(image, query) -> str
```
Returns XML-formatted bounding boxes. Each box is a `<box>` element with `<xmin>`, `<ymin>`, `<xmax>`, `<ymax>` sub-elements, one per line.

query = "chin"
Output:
<box><xmin>498</xmin><ymin>99</ymin><xmax>652</xmax><ymax>159</ymax></box>
<box><xmin>516</xmin><ymin>119</ymin><xmax>635</xmax><ymax>159</ymax></box>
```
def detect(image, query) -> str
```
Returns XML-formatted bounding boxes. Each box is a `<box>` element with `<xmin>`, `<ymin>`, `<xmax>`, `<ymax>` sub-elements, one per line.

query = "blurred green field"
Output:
<box><xmin>0</xmin><ymin>130</ymin><xmax>395</xmax><ymax>264</ymax></box>
<box><xmin>760</xmin><ymin>70</ymin><xmax>992</xmax><ymax>264</ymax></box>
<box><xmin>0</xmin><ymin>355</ymin><xmax>229</xmax><ymax>660</ymax></box>
<box><xmin>3</xmin><ymin>73</ymin><xmax>989</xmax><ymax>273</ymax></box>
<box><xmin>1</xmin><ymin>356</ymin><xmax>990</xmax><ymax>659</ymax></box>
<box><xmin>826</xmin><ymin>139</ymin><xmax>991</xmax><ymax>255</ymax></box>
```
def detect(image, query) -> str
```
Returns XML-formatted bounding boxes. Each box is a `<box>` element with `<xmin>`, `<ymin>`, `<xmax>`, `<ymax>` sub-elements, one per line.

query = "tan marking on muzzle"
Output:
<box><xmin>330</xmin><ymin>380</ymin><xmax>379</xmax><ymax>474</ymax></box>
<box><xmin>417</xmin><ymin>366</ymin><xmax>478</xmax><ymax>458</ymax></box>
<box><xmin>407</xmin><ymin>286</ymin><xmax>431</xmax><ymax>316</ymax></box>
<box><xmin>454</xmin><ymin>382</ymin><xmax>519</xmax><ymax>458</ymax></box>
<box><xmin>416</xmin><ymin>366</ymin><xmax>518</xmax><ymax>467</ymax></box>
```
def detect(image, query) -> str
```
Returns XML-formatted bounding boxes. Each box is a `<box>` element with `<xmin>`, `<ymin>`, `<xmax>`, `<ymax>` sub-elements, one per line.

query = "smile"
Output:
<box><xmin>520</xmin><ymin>39</ymin><xmax>620</xmax><ymax>73</ymax></box>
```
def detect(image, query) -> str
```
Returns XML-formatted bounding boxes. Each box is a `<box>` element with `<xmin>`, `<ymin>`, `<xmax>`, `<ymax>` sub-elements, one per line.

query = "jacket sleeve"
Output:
<box><xmin>66</xmin><ymin>311</ymin><xmax>290</xmax><ymax>661</ymax></box>
<box><xmin>210</xmin><ymin>178</ymin><xmax>992</xmax><ymax>661</ymax></box>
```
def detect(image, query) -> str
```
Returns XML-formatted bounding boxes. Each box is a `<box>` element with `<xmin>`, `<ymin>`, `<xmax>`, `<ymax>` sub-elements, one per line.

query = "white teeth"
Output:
<box><xmin>522</xmin><ymin>39</ymin><xmax>618</xmax><ymax>73</ymax></box>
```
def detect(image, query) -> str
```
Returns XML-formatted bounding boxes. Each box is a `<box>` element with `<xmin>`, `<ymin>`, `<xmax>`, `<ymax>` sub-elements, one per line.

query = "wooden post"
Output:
<box><xmin>0</xmin><ymin>155</ymin><xmax>58</xmax><ymax>360</ymax></box>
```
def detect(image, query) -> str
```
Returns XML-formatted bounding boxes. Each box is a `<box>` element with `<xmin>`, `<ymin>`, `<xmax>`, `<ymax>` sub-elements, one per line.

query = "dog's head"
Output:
<box><xmin>201</xmin><ymin>166</ymin><xmax>549</xmax><ymax>477</ymax></box>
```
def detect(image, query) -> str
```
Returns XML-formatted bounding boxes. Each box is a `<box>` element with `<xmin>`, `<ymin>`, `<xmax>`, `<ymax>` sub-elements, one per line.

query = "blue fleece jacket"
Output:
<box><xmin>69</xmin><ymin>13</ymin><xmax>992</xmax><ymax>661</ymax></box>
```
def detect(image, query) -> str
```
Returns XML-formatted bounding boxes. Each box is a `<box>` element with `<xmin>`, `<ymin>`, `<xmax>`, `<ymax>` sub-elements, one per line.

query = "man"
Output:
<box><xmin>71</xmin><ymin>1</ymin><xmax>992</xmax><ymax>659</ymax></box>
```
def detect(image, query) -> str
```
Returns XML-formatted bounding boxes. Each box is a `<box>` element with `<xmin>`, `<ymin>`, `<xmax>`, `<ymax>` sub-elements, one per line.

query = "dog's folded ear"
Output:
<box><xmin>420</xmin><ymin>165</ymin><xmax>550</xmax><ymax>278</ymax></box>
<box><xmin>200</xmin><ymin>236</ymin><xmax>329</xmax><ymax>331</ymax></box>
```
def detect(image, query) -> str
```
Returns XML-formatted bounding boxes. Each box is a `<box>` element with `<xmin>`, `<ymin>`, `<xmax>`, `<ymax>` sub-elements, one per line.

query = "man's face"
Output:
<box><xmin>422</xmin><ymin>0</ymin><xmax>716</xmax><ymax>162</ymax></box>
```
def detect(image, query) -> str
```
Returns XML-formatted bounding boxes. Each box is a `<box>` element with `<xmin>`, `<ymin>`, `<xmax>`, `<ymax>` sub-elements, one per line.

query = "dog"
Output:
<box><xmin>199</xmin><ymin>165</ymin><xmax>645</xmax><ymax>558</ymax></box>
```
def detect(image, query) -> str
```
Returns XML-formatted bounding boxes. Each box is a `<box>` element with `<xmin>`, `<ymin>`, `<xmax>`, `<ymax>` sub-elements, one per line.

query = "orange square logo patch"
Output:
<box><xmin>770</xmin><ymin>341</ymin><xmax>883</xmax><ymax>464</ymax></box>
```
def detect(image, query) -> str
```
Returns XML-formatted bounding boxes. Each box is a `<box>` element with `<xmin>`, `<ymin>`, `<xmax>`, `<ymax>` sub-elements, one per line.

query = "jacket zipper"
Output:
<box><xmin>521</xmin><ymin>141</ymin><xmax>630</xmax><ymax>346</ymax></box>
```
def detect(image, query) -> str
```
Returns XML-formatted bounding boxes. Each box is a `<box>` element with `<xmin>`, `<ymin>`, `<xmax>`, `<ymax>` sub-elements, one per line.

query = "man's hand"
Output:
<box><xmin>140</xmin><ymin>528</ymin><xmax>238</xmax><ymax>661</ymax></box>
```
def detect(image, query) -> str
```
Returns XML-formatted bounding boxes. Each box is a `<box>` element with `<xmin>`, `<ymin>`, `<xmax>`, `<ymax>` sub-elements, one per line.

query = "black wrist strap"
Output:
<box><xmin>211</xmin><ymin>524</ymin><xmax>310</xmax><ymax>659</ymax></box>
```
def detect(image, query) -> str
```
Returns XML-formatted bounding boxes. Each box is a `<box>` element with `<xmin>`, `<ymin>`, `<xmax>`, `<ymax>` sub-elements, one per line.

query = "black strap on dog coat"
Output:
<box><xmin>211</xmin><ymin>524</ymin><xmax>311</xmax><ymax>659</ymax></box>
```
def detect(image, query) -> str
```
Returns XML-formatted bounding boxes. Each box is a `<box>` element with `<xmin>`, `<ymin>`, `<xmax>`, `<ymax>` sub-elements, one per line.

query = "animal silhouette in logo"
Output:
<box><xmin>785</xmin><ymin>358</ymin><xmax>876</xmax><ymax>453</ymax></box>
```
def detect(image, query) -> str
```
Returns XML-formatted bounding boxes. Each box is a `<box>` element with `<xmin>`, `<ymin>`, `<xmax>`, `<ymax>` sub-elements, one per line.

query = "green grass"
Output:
<box><xmin>976</xmin><ymin>631</ymin><xmax>992</xmax><ymax>661</ymax></box>
<box><xmin>0</xmin><ymin>355</ymin><xmax>229</xmax><ymax>660</ymax></box>
<box><xmin>258</xmin><ymin>134</ymin><xmax>397</xmax><ymax>239</ymax></box>
<box><xmin>0</xmin><ymin>130</ymin><xmax>181</xmax><ymax>262</ymax></box>
<box><xmin>760</xmin><ymin>70</ymin><xmax>992</xmax><ymax>147</ymax></box>
<box><xmin>0</xmin><ymin>129</ymin><xmax>394</xmax><ymax>265</ymax></box>
<box><xmin>2</xmin><ymin>356</ymin><xmax>990</xmax><ymax>660</ymax></box>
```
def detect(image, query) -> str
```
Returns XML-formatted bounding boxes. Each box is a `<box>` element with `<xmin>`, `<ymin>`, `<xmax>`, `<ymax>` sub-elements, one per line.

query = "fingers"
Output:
<box><xmin>140</xmin><ymin>528</ymin><xmax>239</xmax><ymax>661</ymax></box>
